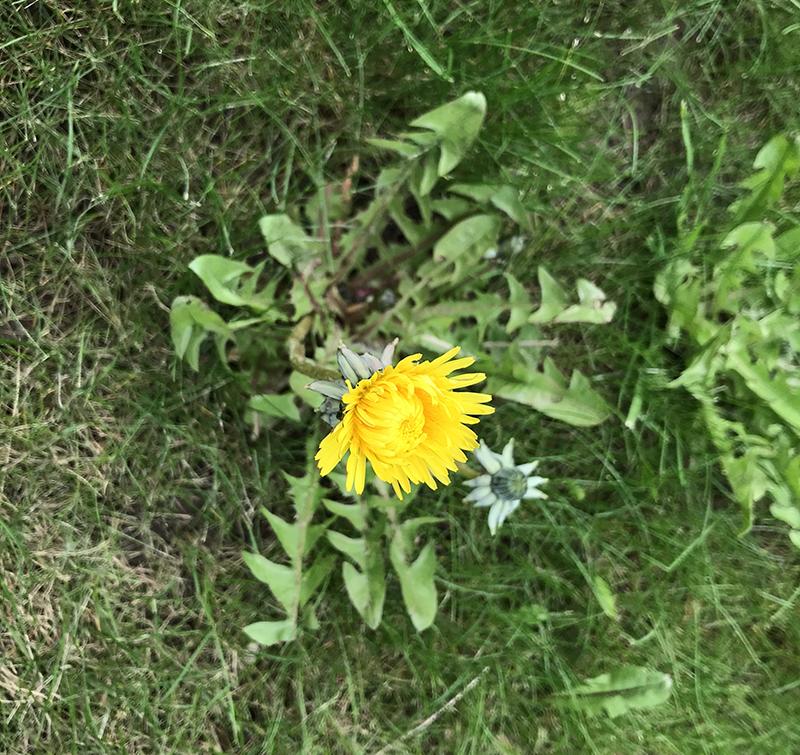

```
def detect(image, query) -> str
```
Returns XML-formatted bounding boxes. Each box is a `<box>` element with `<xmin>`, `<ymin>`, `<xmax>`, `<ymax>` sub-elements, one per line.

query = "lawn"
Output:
<box><xmin>2</xmin><ymin>1</ymin><xmax>800</xmax><ymax>752</ymax></box>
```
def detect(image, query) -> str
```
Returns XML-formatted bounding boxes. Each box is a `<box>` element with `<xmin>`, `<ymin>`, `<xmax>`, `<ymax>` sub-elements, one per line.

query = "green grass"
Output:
<box><xmin>2</xmin><ymin>0</ymin><xmax>800</xmax><ymax>751</ymax></box>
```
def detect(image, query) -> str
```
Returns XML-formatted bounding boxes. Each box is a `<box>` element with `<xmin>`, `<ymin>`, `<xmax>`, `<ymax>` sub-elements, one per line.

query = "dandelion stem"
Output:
<box><xmin>286</xmin><ymin>315</ymin><xmax>340</xmax><ymax>381</ymax></box>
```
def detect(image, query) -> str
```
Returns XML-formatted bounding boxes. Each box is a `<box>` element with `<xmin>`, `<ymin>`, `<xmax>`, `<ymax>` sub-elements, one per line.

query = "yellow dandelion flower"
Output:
<box><xmin>315</xmin><ymin>347</ymin><xmax>494</xmax><ymax>498</ymax></box>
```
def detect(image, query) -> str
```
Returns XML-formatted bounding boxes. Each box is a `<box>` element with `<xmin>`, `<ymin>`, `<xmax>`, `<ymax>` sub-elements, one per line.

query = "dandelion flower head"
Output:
<box><xmin>315</xmin><ymin>346</ymin><xmax>494</xmax><ymax>498</ymax></box>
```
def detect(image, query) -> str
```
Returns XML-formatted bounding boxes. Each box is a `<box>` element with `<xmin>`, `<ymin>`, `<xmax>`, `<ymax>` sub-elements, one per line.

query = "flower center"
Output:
<box><xmin>396</xmin><ymin>409</ymin><xmax>425</xmax><ymax>456</ymax></box>
<box><xmin>490</xmin><ymin>468</ymin><xmax>527</xmax><ymax>501</ymax></box>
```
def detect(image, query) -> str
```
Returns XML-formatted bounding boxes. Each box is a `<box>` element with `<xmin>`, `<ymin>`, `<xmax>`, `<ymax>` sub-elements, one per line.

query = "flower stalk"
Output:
<box><xmin>287</xmin><ymin>315</ymin><xmax>340</xmax><ymax>381</ymax></box>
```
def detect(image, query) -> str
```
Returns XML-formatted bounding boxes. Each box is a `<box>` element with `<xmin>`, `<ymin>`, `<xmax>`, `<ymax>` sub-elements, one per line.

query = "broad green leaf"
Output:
<box><xmin>302</xmin><ymin>604</ymin><xmax>320</xmax><ymax>631</ymax></box>
<box><xmin>489</xmin><ymin>362</ymin><xmax>611</xmax><ymax>427</ymax></box>
<box><xmin>407</xmin><ymin>294</ymin><xmax>506</xmax><ymax>344</ymax></box>
<box><xmin>189</xmin><ymin>255</ymin><xmax>277</xmax><ymax>312</ymax></box>
<box><xmin>575</xmin><ymin>278</ymin><xmax>614</xmax><ymax>305</ymax></box>
<box><xmin>243</xmin><ymin>619</ymin><xmax>296</xmax><ymax>646</ymax></box>
<box><xmin>327</xmin><ymin>472</ymin><xmax>354</xmax><ymax>499</ymax></box>
<box><xmin>699</xmin><ymin>404</ymin><xmax>769</xmax><ymax>535</ymax></box>
<box><xmin>722</xmin><ymin>447</ymin><xmax>771</xmax><ymax>532</ymax></box>
<box><xmin>670</xmin><ymin>340</ymin><xmax>724</xmax><ymax>398</ymax></box>
<box><xmin>770</xmin><ymin>503</ymin><xmax>800</xmax><ymax>529</ymax></box>
<box><xmin>433</xmin><ymin>214</ymin><xmax>500</xmax><ymax>264</ymax></box>
<box><xmin>304</xmin><ymin>184</ymin><xmax>349</xmax><ymax>239</ymax></box>
<box><xmin>242</xmin><ymin>551</ymin><xmax>296</xmax><ymax>612</ymax></box>
<box><xmin>490</xmin><ymin>185</ymin><xmax>530</xmax><ymax>228</ymax></box>
<box><xmin>406</xmin><ymin>164</ymin><xmax>434</xmax><ymax>225</ymax></box>
<box><xmin>489</xmin><ymin>372</ymin><xmax>563</xmax><ymax>410</ymax></box>
<box><xmin>714</xmin><ymin>223</ymin><xmax>777</xmax><ymax>312</ymax></box>
<box><xmin>327</xmin><ymin>531</ymin><xmax>367</xmax><ymax>570</ymax></box>
<box><xmin>410</xmin><ymin>92</ymin><xmax>487</xmax><ymax>175</ymax></box>
<box><xmin>505</xmin><ymin>273</ymin><xmax>533</xmax><ymax>333</ymax></box>
<box><xmin>375</xmin><ymin>165</ymin><xmax>405</xmax><ymax>191</ymax></box>
<box><xmin>391</xmin><ymin>541</ymin><xmax>438</xmax><ymax>632</ymax></box>
<box><xmin>447</xmin><ymin>183</ymin><xmax>497</xmax><ymax>203</ymax></box>
<box><xmin>430</xmin><ymin>197</ymin><xmax>472</xmax><ymax>220</ymax></box>
<box><xmin>283</xmin><ymin>471</ymin><xmax>324</xmax><ymax>520</ymax></box>
<box><xmin>529</xmin><ymin>268</ymin><xmax>616</xmax><ymax>325</ymax></box>
<box><xmin>365</xmin><ymin>137</ymin><xmax>422</xmax><ymax>158</ymax></box>
<box><xmin>790</xmin><ymin>531</ymin><xmax>800</xmax><ymax>550</ymax></box>
<box><xmin>169</xmin><ymin>298</ymin><xmax>210</xmax><ymax>358</ymax></box>
<box><xmin>540</xmin><ymin>356</ymin><xmax>566</xmax><ymax>384</ymax></box>
<box><xmin>394</xmin><ymin>517</ymin><xmax>444</xmax><ymax>552</ymax></box>
<box><xmin>261</xmin><ymin>506</ymin><xmax>325</xmax><ymax>563</ymax></box>
<box><xmin>783</xmin><ymin>455</ymin><xmax>800</xmax><ymax>500</ymax></box>
<box><xmin>419</xmin><ymin>151</ymin><xmax>439</xmax><ymax>196</ymax></box>
<box><xmin>342</xmin><ymin>558</ymin><xmax>386</xmax><ymax>630</ymax></box>
<box><xmin>529</xmin><ymin>267</ymin><xmax>569</xmax><ymax>323</ymax></box>
<box><xmin>730</xmin><ymin>134</ymin><xmax>800</xmax><ymax>221</ymax></box>
<box><xmin>449</xmin><ymin>183</ymin><xmax>529</xmax><ymax>228</ymax></box>
<box><xmin>227</xmin><ymin>314</ymin><xmax>274</xmax><ymax>332</ymax></box>
<box><xmin>304</xmin><ymin>524</ymin><xmax>328</xmax><ymax>556</ymax></box>
<box><xmin>775</xmin><ymin>269</ymin><xmax>800</xmax><ymax>313</ymax></box>
<box><xmin>721</xmin><ymin>222</ymin><xmax>776</xmax><ymax>261</ymax></box>
<box><xmin>564</xmin><ymin>666</ymin><xmax>673</xmax><ymax>718</ymax></box>
<box><xmin>776</xmin><ymin>226</ymin><xmax>800</xmax><ymax>261</ymax></box>
<box><xmin>289</xmin><ymin>278</ymin><xmax>313</xmax><ymax>320</ymax></box>
<box><xmin>172</xmin><ymin>297</ymin><xmax>231</xmax><ymax>339</ymax></box>
<box><xmin>188</xmin><ymin>255</ymin><xmax>252</xmax><ymax>306</ymax></box>
<box><xmin>260</xmin><ymin>508</ymin><xmax>299</xmax><ymax>559</ymax></box>
<box><xmin>299</xmin><ymin>554</ymin><xmax>335</xmax><ymax>606</ymax></box>
<box><xmin>653</xmin><ymin>259</ymin><xmax>706</xmax><ymax>340</ymax></box>
<box><xmin>725</xmin><ymin>340</ymin><xmax>800</xmax><ymax>433</ymax></box>
<box><xmin>259</xmin><ymin>214</ymin><xmax>317</xmax><ymax>269</ymax></box>
<box><xmin>345</xmin><ymin>565</ymin><xmax>370</xmax><ymax>604</ymax></box>
<box><xmin>323</xmin><ymin>499</ymin><xmax>366</xmax><ymax>531</ymax></box>
<box><xmin>239</xmin><ymin>259</ymin><xmax>269</xmax><ymax>298</ymax></box>
<box><xmin>400</xmin><ymin>130</ymin><xmax>440</xmax><ymax>148</ymax></box>
<box><xmin>592</xmin><ymin>576</ymin><xmax>618</xmax><ymax>621</ymax></box>
<box><xmin>342</xmin><ymin>525</ymin><xmax>386</xmax><ymax>629</ymax></box>
<box><xmin>183</xmin><ymin>329</ymin><xmax>212</xmax><ymax>369</ymax></box>
<box><xmin>556</xmin><ymin>279</ymin><xmax>617</xmax><ymax>324</ymax></box>
<box><xmin>170</xmin><ymin>296</ymin><xmax>232</xmax><ymax>370</ymax></box>
<box><xmin>248</xmin><ymin>393</ymin><xmax>301</xmax><ymax>423</ymax></box>
<box><xmin>389</xmin><ymin>197</ymin><xmax>426</xmax><ymax>245</ymax></box>
<box><xmin>550</xmin><ymin>371</ymin><xmax>612</xmax><ymax>427</ymax></box>
<box><xmin>475</xmin><ymin>293</ymin><xmax>511</xmax><ymax>342</ymax></box>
